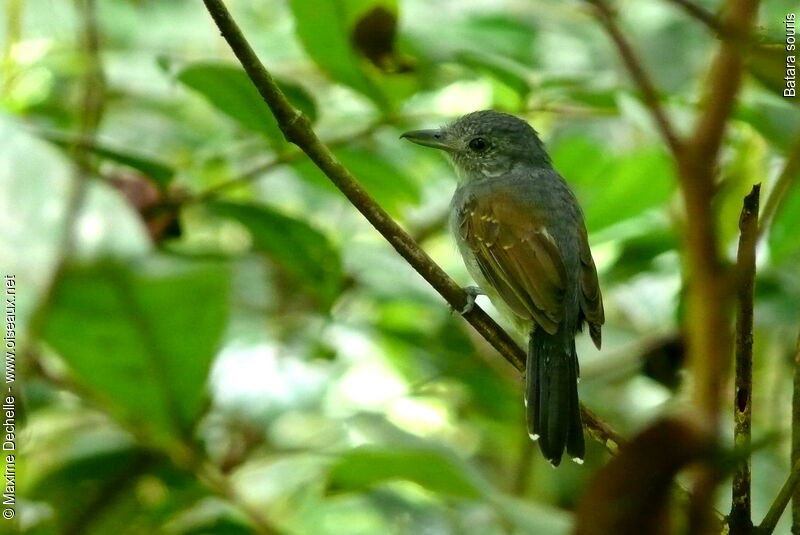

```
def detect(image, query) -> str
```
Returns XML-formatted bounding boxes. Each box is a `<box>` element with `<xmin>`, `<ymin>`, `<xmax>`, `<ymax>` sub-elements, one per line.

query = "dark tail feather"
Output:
<box><xmin>526</xmin><ymin>330</ymin><xmax>585</xmax><ymax>466</ymax></box>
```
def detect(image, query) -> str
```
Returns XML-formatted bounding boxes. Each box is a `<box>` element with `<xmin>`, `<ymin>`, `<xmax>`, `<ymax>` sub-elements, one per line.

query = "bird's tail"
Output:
<box><xmin>526</xmin><ymin>330</ymin><xmax>585</xmax><ymax>466</ymax></box>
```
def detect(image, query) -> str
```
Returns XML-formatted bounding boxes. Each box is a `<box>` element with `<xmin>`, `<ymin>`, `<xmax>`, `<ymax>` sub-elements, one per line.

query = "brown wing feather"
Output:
<box><xmin>578</xmin><ymin>225</ymin><xmax>604</xmax><ymax>349</ymax></box>
<box><xmin>458</xmin><ymin>192</ymin><xmax>567</xmax><ymax>334</ymax></box>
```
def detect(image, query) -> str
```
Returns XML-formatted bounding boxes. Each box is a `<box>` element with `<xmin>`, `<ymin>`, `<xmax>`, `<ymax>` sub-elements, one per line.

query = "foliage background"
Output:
<box><xmin>2</xmin><ymin>0</ymin><xmax>800</xmax><ymax>533</ymax></box>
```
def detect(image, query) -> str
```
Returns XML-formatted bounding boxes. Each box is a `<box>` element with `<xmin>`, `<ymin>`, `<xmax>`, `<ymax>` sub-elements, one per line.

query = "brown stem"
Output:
<box><xmin>680</xmin><ymin>1</ymin><xmax>760</xmax><ymax>533</ymax></box>
<box><xmin>200</xmin><ymin>0</ymin><xmax>623</xmax><ymax>454</ymax></box>
<box><xmin>584</xmin><ymin>0</ymin><xmax>683</xmax><ymax>159</ymax></box>
<box><xmin>193</xmin><ymin>121</ymin><xmax>385</xmax><ymax>202</ymax></box>
<box><xmin>729</xmin><ymin>184</ymin><xmax>760</xmax><ymax>534</ymax></box>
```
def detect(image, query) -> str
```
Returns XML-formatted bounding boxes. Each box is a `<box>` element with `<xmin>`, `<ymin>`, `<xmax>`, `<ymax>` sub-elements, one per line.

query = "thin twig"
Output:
<box><xmin>729</xmin><ymin>184</ymin><xmax>760</xmax><ymax>535</ymax></box>
<box><xmin>758</xmin><ymin>132</ymin><xmax>800</xmax><ymax>239</ymax></box>
<box><xmin>584</xmin><ymin>0</ymin><xmax>683</xmax><ymax>159</ymax></box>
<box><xmin>198</xmin><ymin>462</ymin><xmax>283</xmax><ymax>535</ymax></box>
<box><xmin>201</xmin><ymin>0</ymin><xmax>623</xmax><ymax>454</ymax></box>
<box><xmin>662</xmin><ymin>0</ymin><xmax>723</xmax><ymax>34</ymax></box>
<box><xmin>758</xmin><ymin>457</ymin><xmax>800</xmax><ymax>534</ymax></box>
<box><xmin>193</xmin><ymin>121</ymin><xmax>384</xmax><ymax>202</ymax></box>
<box><xmin>27</xmin><ymin>0</ymin><xmax>106</xmax><ymax>338</ymax></box>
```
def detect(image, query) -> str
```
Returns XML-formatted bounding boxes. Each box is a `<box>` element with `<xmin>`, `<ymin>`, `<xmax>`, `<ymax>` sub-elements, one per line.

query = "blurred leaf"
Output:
<box><xmin>458</xmin><ymin>15</ymin><xmax>537</xmax><ymax>65</ymax></box>
<box><xmin>29</xmin><ymin>444</ymin><xmax>157</xmax><ymax>532</ymax></box>
<box><xmin>493</xmin><ymin>495</ymin><xmax>572</xmax><ymax>535</ymax></box>
<box><xmin>41</xmin><ymin>257</ymin><xmax>231</xmax><ymax>442</ymax></box>
<box><xmin>640</xmin><ymin>333</ymin><xmax>685</xmax><ymax>390</ymax></box>
<box><xmin>293</xmin><ymin>147</ymin><xmax>420</xmax><ymax>215</ymax></box>
<box><xmin>575</xmin><ymin>418</ymin><xmax>709</xmax><ymax>535</ymax></box>
<box><xmin>456</xmin><ymin>51</ymin><xmax>531</xmax><ymax>98</ymax></box>
<box><xmin>754</xmin><ymin>270</ymin><xmax>800</xmax><ymax>327</ymax></box>
<box><xmin>352</xmin><ymin>5</ymin><xmax>413</xmax><ymax>73</ymax></box>
<box><xmin>769</xmin><ymin>183</ymin><xmax>800</xmax><ymax>264</ymax></box>
<box><xmin>40</xmin><ymin>131</ymin><xmax>175</xmax><ymax>187</ymax></box>
<box><xmin>107</xmin><ymin>175</ymin><xmax>182</xmax><ymax>244</ymax></box>
<box><xmin>327</xmin><ymin>446</ymin><xmax>485</xmax><ymax>499</ymax></box>
<box><xmin>374</xmin><ymin>300</ymin><xmax>517</xmax><ymax>419</ymax></box>
<box><xmin>605</xmin><ymin>227</ymin><xmax>680</xmax><ymax>282</ymax></box>
<box><xmin>288</xmin><ymin>0</ymin><xmax>388</xmax><ymax>107</ymax></box>
<box><xmin>177</xmin><ymin>63</ymin><xmax>317</xmax><ymax>145</ymax></box>
<box><xmin>208</xmin><ymin>201</ymin><xmax>344</xmax><ymax>309</ymax></box>
<box><xmin>735</xmin><ymin>98</ymin><xmax>800</xmax><ymax>150</ymax></box>
<box><xmin>552</xmin><ymin>138</ymin><xmax>676</xmax><ymax>231</ymax></box>
<box><xmin>717</xmin><ymin>128</ymin><xmax>766</xmax><ymax>246</ymax></box>
<box><xmin>180</xmin><ymin>517</ymin><xmax>260</xmax><ymax>535</ymax></box>
<box><xmin>566</xmin><ymin>88</ymin><xmax>619</xmax><ymax>112</ymax></box>
<box><xmin>747</xmin><ymin>43</ymin><xmax>799</xmax><ymax>101</ymax></box>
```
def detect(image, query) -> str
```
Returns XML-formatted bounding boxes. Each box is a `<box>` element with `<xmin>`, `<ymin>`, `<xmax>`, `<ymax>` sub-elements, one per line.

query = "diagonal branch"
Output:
<box><xmin>584</xmin><ymin>0</ymin><xmax>683</xmax><ymax>158</ymax></box>
<box><xmin>662</xmin><ymin>0</ymin><xmax>722</xmax><ymax>34</ymax></box>
<box><xmin>729</xmin><ymin>184</ymin><xmax>760</xmax><ymax>535</ymax></box>
<box><xmin>201</xmin><ymin>0</ymin><xmax>622</xmax><ymax>453</ymax></box>
<box><xmin>758</xmin><ymin>456</ymin><xmax>800</xmax><ymax>535</ymax></box>
<box><xmin>677</xmin><ymin>1</ymin><xmax>761</xmax><ymax>533</ymax></box>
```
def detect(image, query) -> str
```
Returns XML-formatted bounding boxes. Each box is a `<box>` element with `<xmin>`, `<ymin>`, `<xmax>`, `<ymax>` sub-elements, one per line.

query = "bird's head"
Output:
<box><xmin>401</xmin><ymin>110</ymin><xmax>552</xmax><ymax>181</ymax></box>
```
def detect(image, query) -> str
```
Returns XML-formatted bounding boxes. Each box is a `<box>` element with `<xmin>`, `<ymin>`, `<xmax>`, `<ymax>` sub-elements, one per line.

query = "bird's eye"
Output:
<box><xmin>468</xmin><ymin>137</ymin><xmax>488</xmax><ymax>152</ymax></box>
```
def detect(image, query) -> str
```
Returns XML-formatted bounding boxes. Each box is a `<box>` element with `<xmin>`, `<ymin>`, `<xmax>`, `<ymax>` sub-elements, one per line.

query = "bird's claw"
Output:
<box><xmin>459</xmin><ymin>286</ymin><xmax>484</xmax><ymax>314</ymax></box>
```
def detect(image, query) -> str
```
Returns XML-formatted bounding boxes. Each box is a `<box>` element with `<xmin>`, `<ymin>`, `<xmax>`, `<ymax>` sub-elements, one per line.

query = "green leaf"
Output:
<box><xmin>606</xmin><ymin>227</ymin><xmax>680</xmax><ymax>281</ymax></box>
<box><xmin>207</xmin><ymin>201</ymin><xmax>344</xmax><ymax>309</ymax></box>
<box><xmin>551</xmin><ymin>138</ymin><xmax>676</xmax><ymax>232</ymax></box>
<box><xmin>735</xmin><ymin>97</ymin><xmax>800</xmax><ymax>150</ymax></box>
<box><xmin>293</xmin><ymin>147</ymin><xmax>420</xmax><ymax>215</ymax></box>
<box><xmin>180</xmin><ymin>517</ymin><xmax>262</xmax><ymax>535</ymax></box>
<box><xmin>458</xmin><ymin>15</ymin><xmax>538</xmax><ymax>65</ymax></box>
<box><xmin>769</xmin><ymin>183</ymin><xmax>800</xmax><ymax>264</ymax></box>
<box><xmin>455</xmin><ymin>51</ymin><xmax>531</xmax><ymax>98</ymax></box>
<box><xmin>288</xmin><ymin>0</ymin><xmax>389</xmax><ymax>107</ymax></box>
<box><xmin>717</xmin><ymin>128</ymin><xmax>766</xmax><ymax>247</ymax></box>
<box><xmin>40</xmin><ymin>257</ymin><xmax>231</xmax><ymax>442</ymax></box>
<box><xmin>40</xmin><ymin>131</ymin><xmax>175</xmax><ymax>187</ymax></box>
<box><xmin>327</xmin><ymin>446</ymin><xmax>485</xmax><ymax>499</ymax></box>
<box><xmin>177</xmin><ymin>63</ymin><xmax>317</xmax><ymax>145</ymax></box>
<box><xmin>747</xmin><ymin>44</ymin><xmax>799</xmax><ymax>102</ymax></box>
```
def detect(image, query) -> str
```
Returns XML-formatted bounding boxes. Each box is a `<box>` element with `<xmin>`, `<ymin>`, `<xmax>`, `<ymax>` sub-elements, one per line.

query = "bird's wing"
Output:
<box><xmin>578</xmin><ymin>224</ymin><xmax>604</xmax><ymax>348</ymax></box>
<box><xmin>457</xmin><ymin>190</ymin><xmax>567</xmax><ymax>334</ymax></box>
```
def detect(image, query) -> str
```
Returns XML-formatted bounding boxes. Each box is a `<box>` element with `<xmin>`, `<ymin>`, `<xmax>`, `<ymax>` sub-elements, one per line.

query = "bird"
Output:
<box><xmin>402</xmin><ymin>110</ymin><xmax>604</xmax><ymax>466</ymax></box>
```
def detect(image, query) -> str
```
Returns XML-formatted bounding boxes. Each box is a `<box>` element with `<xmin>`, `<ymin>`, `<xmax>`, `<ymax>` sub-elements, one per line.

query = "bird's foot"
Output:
<box><xmin>459</xmin><ymin>286</ymin><xmax>484</xmax><ymax>314</ymax></box>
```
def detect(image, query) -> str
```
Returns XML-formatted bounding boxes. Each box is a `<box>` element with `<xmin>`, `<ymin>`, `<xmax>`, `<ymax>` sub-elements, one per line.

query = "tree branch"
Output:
<box><xmin>200</xmin><ymin>0</ymin><xmax>622</xmax><ymax>454</ymax></box>
<box><xmin>662</xmin><ymin>0</ymin><xmax>723</xmax><ymax>34</ymax></box>
<box><xmin>192</xmin><ymin>120</ymin><xmax>385</xmax><ymax>203</ymax></box>
<box><xmin>729</xmin><ymin>184</ymin><xmax>760</xmax><ymax>535</ymax></box>
<box><xmin>584</xmin><ymin>0</ymin><xmax>683</xmax><ymax>159</ymax></box>
<box><xmin>678</xmin><ymin>1</ymin><xmax>760</xmax><ymax>533</ymax></box>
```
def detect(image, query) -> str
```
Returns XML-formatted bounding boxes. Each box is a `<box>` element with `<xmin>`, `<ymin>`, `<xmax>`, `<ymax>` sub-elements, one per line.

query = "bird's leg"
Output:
<box><xmin>459</xmin><ymin>286</ymin><xmax>484</xmax><ymax>314</ymax></box>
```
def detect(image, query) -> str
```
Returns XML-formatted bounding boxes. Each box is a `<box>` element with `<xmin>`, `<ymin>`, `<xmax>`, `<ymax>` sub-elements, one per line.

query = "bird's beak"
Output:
<box><xmin>400</xmin><ymin>129</ymin><xmax>453</xmax><ymax>151</ymax></box>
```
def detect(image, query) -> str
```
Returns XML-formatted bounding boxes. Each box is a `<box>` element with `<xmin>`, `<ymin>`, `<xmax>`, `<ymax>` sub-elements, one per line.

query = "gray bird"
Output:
<box><xmin>402</xmin><ymin>110</ymin><xmax>604</xmax><ymax>466</ymax></box>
